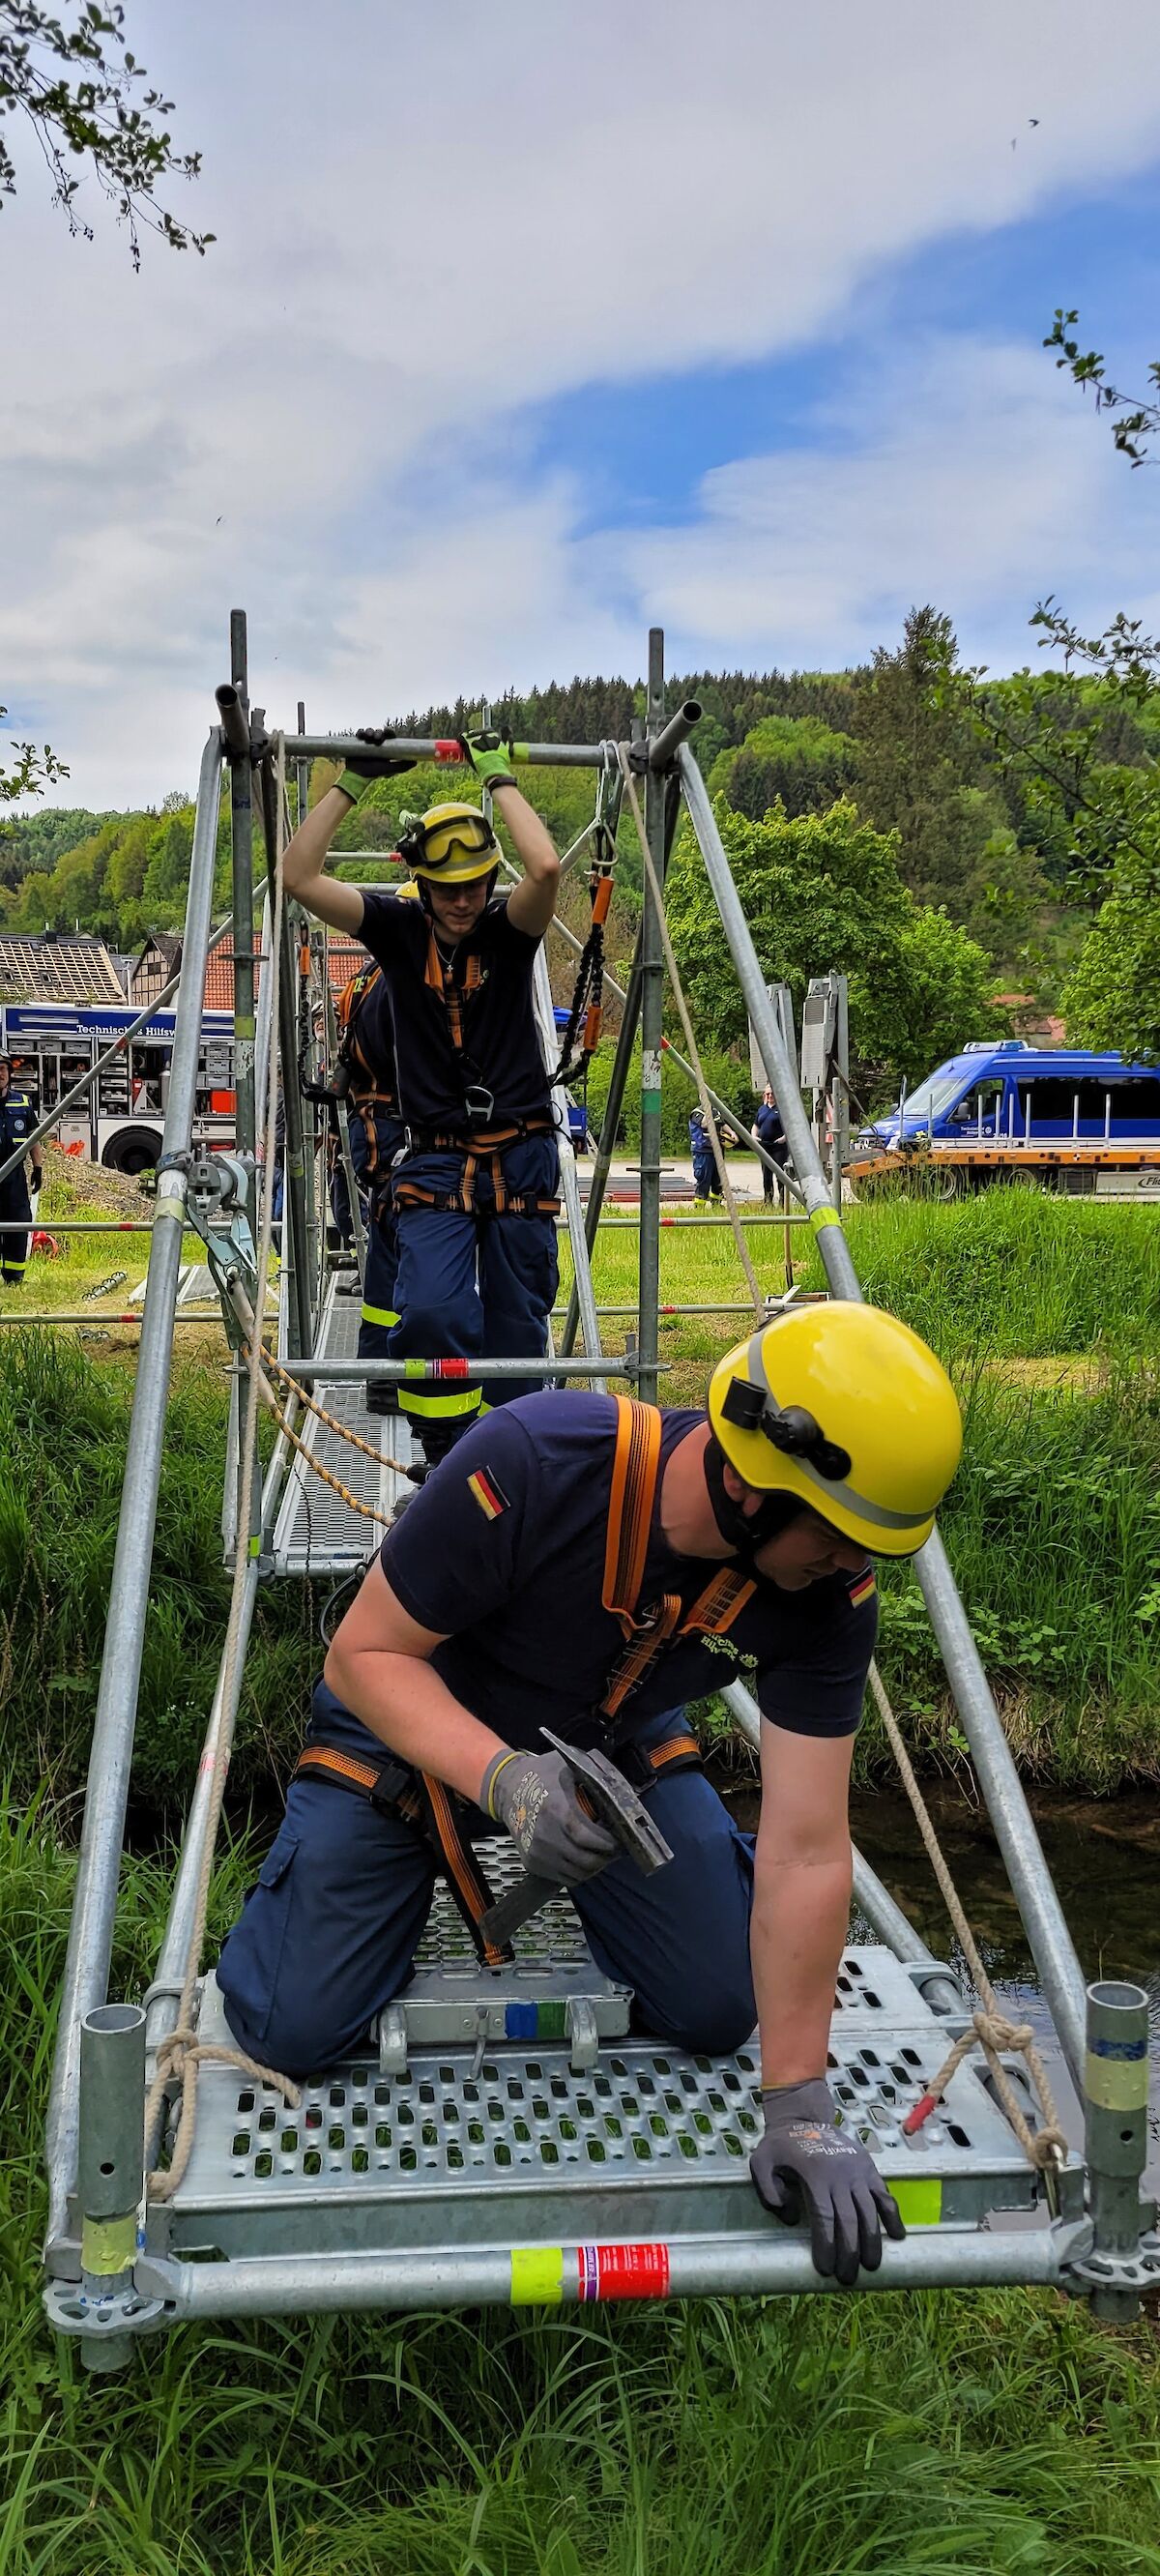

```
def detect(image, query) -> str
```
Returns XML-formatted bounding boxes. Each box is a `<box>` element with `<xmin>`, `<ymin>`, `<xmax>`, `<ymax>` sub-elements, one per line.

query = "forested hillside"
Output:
<box><xmin>4</xmin><ymin>606</ymin><xmax>1157</xmax><ymax>1068</ymax></box>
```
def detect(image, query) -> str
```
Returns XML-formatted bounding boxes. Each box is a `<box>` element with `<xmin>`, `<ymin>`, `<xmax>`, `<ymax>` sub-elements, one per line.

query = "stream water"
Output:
<box><xmin>719</xmin><ymin>1775</ymin><xmax>1160</xmax><ymax>2095</ymax></box>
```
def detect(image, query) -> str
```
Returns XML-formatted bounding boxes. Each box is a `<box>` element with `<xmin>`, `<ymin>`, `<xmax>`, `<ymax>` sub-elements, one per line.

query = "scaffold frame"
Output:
<box><xmin>40</xmin><ymin>618</ymin><xmax>1156</xmax><ymax>2369</ymax></box>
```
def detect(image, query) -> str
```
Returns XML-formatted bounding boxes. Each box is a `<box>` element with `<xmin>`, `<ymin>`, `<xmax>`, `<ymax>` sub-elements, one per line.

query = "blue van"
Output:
<box><xmin>871</xmin><ymin>1041</ymin><xmax>1160</xmax><ymax>1150</ymax></box>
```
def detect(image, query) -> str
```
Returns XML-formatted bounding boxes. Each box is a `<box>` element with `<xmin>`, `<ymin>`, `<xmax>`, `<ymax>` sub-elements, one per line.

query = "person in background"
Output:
<box><xmin>754</xmin><ymin>1085</ymin><xmax>789</xmax><ymax>1205</ymax></box>
<box><xmin>0</xmin><ymin>1055</ymin><xmax>44</xmax><ymax>1286</ymax></box>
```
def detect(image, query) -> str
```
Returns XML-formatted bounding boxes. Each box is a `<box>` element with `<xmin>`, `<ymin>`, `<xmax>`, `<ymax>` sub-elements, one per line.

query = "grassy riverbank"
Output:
<box><xmin>3</xmin><ymin>1192</ymin><xmax>1156</xmax><ymax>1810</ymax></box>
<box><xmin>2</xmin><ymin>1800</ymin><xmax>1159</xmax><ymax>2575</ymax></box>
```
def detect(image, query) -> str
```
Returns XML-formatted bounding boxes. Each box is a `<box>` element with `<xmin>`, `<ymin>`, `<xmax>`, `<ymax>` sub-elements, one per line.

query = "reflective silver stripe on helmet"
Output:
<box><xmin>741</xmin><ymin>1328</ymin><xmax>924</xmax><ymax>1535</ymax></box>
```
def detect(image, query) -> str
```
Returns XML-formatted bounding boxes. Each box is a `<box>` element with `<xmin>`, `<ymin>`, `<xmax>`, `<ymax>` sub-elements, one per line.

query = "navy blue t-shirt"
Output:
<box><xmin>350</xmin><ymin>972</ymin><xmax>398</xmax><ymax>1100</ymax></box>
<box><xmin>378</xmin><ymin>1393</ymin><xmax>876</xmax><ymax>1749</ymax></box>
<box><xmin>755</xmin><ymin>1102</ymin><xmax>785</xmax><ymax>1153</ymax></box>
<box><xmin>358</xmin><ymin>888</ymin><xmax>550</xmax><ymax>1130</ymax></box>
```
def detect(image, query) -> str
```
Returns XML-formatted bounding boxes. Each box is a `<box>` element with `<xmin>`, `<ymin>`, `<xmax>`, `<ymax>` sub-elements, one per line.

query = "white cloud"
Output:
<box><xmin>3</xmin><ymin>0</ymin><xmax>1160</xmax><ymax>803</ymax></box>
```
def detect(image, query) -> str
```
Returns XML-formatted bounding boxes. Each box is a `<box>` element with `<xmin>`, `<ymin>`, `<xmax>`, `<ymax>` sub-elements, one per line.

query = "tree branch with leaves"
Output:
<box><xmin>0</xmin><ymin>0</ymin><xmax>212</xmax><ymax>268</ymax></box>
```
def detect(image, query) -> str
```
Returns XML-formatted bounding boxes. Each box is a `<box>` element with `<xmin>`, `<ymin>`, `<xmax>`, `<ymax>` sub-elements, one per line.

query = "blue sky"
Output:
<box><xmin>4</xmin><ymin>0</ymin><xmax>1160</xmax><ymax>805</ymax></box>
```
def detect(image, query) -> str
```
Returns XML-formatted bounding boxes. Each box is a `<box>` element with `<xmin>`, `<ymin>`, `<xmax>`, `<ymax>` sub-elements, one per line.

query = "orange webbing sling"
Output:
<box><xmin>599</xmin><ymin>1395</ymin><xmax>756</xmax><ymax>1727</ymax></box>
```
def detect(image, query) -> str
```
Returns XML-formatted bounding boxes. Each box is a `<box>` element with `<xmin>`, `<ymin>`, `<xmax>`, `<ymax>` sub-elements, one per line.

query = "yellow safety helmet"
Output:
<box><xmin>397</xmin><ymin>802</ymin><xmax>499</xmax><ymax>885</ymax></box>
<box><xmin>708</xmin><ymin>1302</ymin><xmax>962</xmax><ymax>1557</ymax></box>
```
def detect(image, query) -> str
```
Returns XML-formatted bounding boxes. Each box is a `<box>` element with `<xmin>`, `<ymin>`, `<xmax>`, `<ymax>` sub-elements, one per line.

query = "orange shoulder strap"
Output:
<box><xmin>602</xmin><ymin>1394</ymin><xmax>663</xmax><ymax>1633</ymax></box>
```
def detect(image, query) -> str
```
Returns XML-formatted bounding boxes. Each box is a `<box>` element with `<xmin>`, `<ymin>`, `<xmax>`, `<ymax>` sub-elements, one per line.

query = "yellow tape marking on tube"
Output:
<box><xmin>510</xmin><ymin>2246</ymin><xmax>565</xmax><ymax>2305</ymax></box>
<box><xmin>82</xmin><ymin>2213</ymin><xmax>136</xmax><ymax>2275</ymax></box>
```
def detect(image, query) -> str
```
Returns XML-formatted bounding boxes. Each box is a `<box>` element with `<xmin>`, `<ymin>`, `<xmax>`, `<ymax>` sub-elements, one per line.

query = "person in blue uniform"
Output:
<box><xmin>0</xmin><ymin>1056</ymin><xmax>44</xmax><ymax>1285</ymax></box>
<box><xmin>754</xmin><ymin>1085</ymin><xmax>789</xmax><ymax>1203</ymax></box>
<box><xmin>338</xmin><ymin>967</ymin><xmax>407</xmax><ymax>1416</ymax></box>
<box><xmin>689</xmin><ymin>1107</ymin><xmax>719</xmax><ymax>1201</ymax></box>
<box><xmin>218</xmin><ymin>1302</ymin><xmax>964</xmax><ymax>2284</ymax></box>
<box><xmin>280</xmin><ymin>733</ymin><xmax>561</xmax><ymax>1467</ymax></box>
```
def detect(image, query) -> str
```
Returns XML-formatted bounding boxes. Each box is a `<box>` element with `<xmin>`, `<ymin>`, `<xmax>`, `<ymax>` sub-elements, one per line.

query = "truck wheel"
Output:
<box><xmin>101</xmin><ymin>1127</ymin><xmax>163</xmax><ymax>1176</ymax></box>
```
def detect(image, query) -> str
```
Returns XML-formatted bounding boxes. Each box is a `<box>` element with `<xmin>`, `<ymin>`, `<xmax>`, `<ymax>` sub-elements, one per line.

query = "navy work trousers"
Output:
<box><xmin>217</xmin><ymin>1685</ymin><xmax>756</xmax><ymax>2078</ymax></box>
<box><xmin>348</xmin><ymin>1105</ymin><xmax>406</xmax><ymax>1360</ymax></box>
<box><xmin>0</xmin><ymin>1170</ymin><xmax>32</xmax><ymax>1283</ymax></box>
<box><xmin>388</xmin><ymin>1133</ymin><xmax>560</xmax><ymax>1450</ymax></box>
<box><xmin>692</xmin><ymin>1151</ymin><xmax>721</xmax><ymax>1202</ymax></box>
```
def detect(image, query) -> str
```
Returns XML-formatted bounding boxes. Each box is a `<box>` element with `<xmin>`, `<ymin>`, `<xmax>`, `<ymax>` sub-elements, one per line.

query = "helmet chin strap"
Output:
<box><xmin>703</xmin><ymin>1435</ymin><xmax>802</xmax><ymax>1571</ymax></box>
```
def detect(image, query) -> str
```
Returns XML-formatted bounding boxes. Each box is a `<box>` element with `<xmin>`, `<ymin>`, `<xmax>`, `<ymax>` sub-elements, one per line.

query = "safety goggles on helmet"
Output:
<box><xmin>396</xmin><ymin>804</ymin><xmax>499</xmax><ymax>884</ymax></box>
<box><xmin>708</xmin><ymin>1302</ymin><xmax>963</xmax><ymax>1558</ymax></box>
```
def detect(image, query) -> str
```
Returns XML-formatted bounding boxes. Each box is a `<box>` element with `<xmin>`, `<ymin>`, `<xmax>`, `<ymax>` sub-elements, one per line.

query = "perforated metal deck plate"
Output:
<box><xmin>163</xmin><ymin>1881</ymin><xmax>1079</xmax><ymax>2270</ymax></box>
<box><xmin>271</xmin><ymin>1279</ymin><xmax>413</xmax><ymax>1573</ymax></box>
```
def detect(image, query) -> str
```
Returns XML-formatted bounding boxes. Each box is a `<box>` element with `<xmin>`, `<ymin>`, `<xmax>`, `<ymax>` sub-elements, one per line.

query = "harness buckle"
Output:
<box><xmin>463</xmin><ymin>1083</ymin><xmax>496</xmax><ymax>1127</ymax></box>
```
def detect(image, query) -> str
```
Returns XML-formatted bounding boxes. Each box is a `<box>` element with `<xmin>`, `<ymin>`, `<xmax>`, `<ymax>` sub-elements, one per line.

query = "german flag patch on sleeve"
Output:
<box><xmin>467</xmin><ymin>1466</ymin><xmax>509</xmax><ymax>1521</ymax></box>
<box><xmin>847</xmin><ymin>1567</ymin><xmax>876</xmax><ymax>1609</ymax></box>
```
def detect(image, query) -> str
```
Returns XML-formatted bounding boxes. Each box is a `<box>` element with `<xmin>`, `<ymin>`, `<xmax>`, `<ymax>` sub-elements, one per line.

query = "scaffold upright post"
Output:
<box><xmin>680</xmin><ymin>741</ymin><xmax>1091</xmax><ymax>2091</ymax></box>
<box><xmin>1083</xmin><ymin>1977</ymin><xmax>1152</xmax><ymax>2322</ymax></box>
<box><xmin>44</xmin><ymin>732</ymin><xmax>226</xmax><ymax>2264</ymax></box>
<box><xmin>257</xmin><ymin>757</ymin><xmax>313</xmax><ymax>1363</ymax></box>
<box><xmin>227</xmin><ymin>611</ymin><xmax>257</xmax><ymax>1160</ymax></box>
<box><xmin>74</xmin><ymin>2004</ymin><xmax>147</xmax><ymax>2371</ymax></box>
<box><xmin>638</xmin><ymin>630</ymin><xmax>667</xmax><ymax>1404</ymax></box>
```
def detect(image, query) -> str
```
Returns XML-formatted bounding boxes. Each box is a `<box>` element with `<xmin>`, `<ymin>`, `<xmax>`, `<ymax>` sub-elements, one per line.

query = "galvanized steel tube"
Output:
<box><xmin>149</xmin><ymin>2221</ymin><xmax>1075</xmax><ymax>2319</ymax></box>
<box><xmin>682</xmin><ymin>743</ymin><xmax>1088</xmax><ymax>2087</ymax></box>
<box><xmin>44</xmin><ymin>733</ymin><xmax>226</xmax><ymax>2261</ymax></box>
<box><xmin>284</xmin><ymin>735</ymin><xmax>605</xmax><ymax>768</ymax></box>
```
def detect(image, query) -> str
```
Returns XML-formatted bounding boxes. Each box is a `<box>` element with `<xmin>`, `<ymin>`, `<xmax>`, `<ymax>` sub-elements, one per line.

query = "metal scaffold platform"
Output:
<box><xmin>41</xmin><ymin>617</ymin><xmax>1157</xmax><ymax>2370</ymax></box>
<box><xmin>270</xmin><ymin>1277</ymin><xmax>412</xmax><ymax>1575</ymax></box>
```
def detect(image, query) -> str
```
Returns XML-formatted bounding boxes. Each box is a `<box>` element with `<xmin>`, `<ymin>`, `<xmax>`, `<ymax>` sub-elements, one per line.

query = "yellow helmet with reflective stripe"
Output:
<box><xmin>708</xmin><ymin>1302</ymin><xmax>962</xmax><ymax>1557</ymax></box>
<box><xmin>398</xmin><ymin>802</ymin><xmax>499</xmax><ymax>885</ymax></box>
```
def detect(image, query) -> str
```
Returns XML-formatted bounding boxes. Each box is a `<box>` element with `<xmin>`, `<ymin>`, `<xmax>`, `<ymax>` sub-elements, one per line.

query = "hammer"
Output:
<box><xmin>479</xmin><ymin>1727</ymin><xmax>673</xmax><ymax>1947</ymax></box>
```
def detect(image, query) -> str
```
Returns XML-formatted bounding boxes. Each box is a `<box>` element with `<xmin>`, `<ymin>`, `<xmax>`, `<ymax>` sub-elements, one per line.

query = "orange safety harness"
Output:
<box><xmin>390</xmin><ymin>925</ymin><xmax>561</xmax><ymax>1219</ymax></box>
<box><xmin>289</xmin><ymin>1395</ymin><xmax>733</xmax><ymax>1963</ymax></box>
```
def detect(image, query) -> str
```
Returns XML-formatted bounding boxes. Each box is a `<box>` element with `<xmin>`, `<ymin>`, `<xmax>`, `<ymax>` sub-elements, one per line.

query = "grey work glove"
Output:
<box><xmin>480</xmin><ymin>1747</ymin><xmax>620</xmax><ymax>1888</ymax></box>
<box><xmin>750</xmin><ymin>2077</ymin><xmax>906</xmax><ymax>2286</ymax></box>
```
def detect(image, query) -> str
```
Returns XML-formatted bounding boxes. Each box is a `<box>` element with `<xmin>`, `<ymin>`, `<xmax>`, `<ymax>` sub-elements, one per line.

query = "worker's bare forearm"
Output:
<box><xmin>321</xmin><ymin>1642</ymin><xmax>507</xmax><ymax>1804</ymax></box>
<box><xmin>494</xmin><ymin>782</ymin><xmax>560</xmax><ymax>933</ymax></box>
<box><xmin>750</xmin><ymin>1843</ymin><xmax>853</xmax><ymax>2088</ymax></box>
<box><xmin>279</xmin><ymin>786</ymin><xmax>366</xmax><ymax>932</ymax></box>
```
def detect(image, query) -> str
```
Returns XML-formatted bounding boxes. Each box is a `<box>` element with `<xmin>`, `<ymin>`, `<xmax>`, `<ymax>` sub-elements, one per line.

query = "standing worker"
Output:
<box><xmin>754</xmin><ymin>1085</ymin><xmax>789</xmax><ymax>1205</ymax></box>
<box><xmin>0</xmin><ymin>1055</ymin><xmax>44</xmax><ymax>1286</ymax></box>
<box><xmin>279</xmin><ymin>731</ymin><xmax>561</xmax><ymax>1467</ymax></box>
<box><xmin>333</xmin><ymin>959</ymin><xmax>407</xmax><ymax>1415</ymax></box>
<box><xmin>218</xmin><ymin>1300</ymin><xmax>963</xmax><ymax>2286</ymax></box>
<box><xmin>689</xmin><ymin>1106</ymin><xmax>720</xmax><ymax>1204</ymax></box>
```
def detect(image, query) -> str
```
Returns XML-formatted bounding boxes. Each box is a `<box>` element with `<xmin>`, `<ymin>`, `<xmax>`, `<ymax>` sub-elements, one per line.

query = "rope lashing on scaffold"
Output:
<box><xmin>553</xmin><ymin>749</ymin><xmax>619</xmax><ymax>1088</ymax></box>
<box><xmin>229</xmin><ymin>1316</ymin><xmax>407</xmax><ymax>1531</ymax></box>
<box><xmin>617</xmin><ymin>746</ymin><xmax>766</xmax><ymax>1323</ymax></box>
<box><xmin>867</xmin><ymin>1662</ymin><xmax>1068</xmax><ymax>2189</ymax></box>
<box><xmin>147</xmin><ymin>733</ymin><xmax>303</xmax><ymax>2201</ymax></box>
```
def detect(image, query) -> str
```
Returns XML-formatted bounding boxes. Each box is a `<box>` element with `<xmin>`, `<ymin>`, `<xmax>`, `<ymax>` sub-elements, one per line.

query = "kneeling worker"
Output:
<box><xmin>218</xmin><ymin>1300</ymin><xmax>963</xmax><ymax>2283</ymax></box>
<box><xmin>280</xmin><ymin>732</ymin><xmax>561</xmax><ymax>1464</ymax></box>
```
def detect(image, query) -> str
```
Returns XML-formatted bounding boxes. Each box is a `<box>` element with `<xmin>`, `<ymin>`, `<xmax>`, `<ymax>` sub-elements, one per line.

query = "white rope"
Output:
<box><xmin>617</xmin><ymin>747</ymin><xmax>766</xmax><ymax>1320</ymax></box>
<box><xmin>146</xmin><ymin>734</ymin><xmax>302</xmax><ymax>2200</ymax></box>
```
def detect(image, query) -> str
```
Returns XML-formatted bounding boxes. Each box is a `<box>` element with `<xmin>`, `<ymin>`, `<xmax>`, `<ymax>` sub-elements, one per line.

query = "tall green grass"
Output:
<box><xmin>0</xmin><ymin>1332</ymin><xmax>319</xmax><ymax>1819</ymax></box>
<box><xmin>2</xmin><ymin>1797</ymin><xmax>1159</xmax><ymax>2576</ymax></box>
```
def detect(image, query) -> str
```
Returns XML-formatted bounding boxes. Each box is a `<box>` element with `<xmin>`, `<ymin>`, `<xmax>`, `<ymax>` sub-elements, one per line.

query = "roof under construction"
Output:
<box><xmin>0</xmin><ymin>930</ymin><xmax>124</xmax><ymax>1004</ymax></box>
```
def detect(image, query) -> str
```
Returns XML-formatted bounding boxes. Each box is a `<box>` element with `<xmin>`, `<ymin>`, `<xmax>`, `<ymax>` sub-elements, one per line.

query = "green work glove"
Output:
<box><xmin>336</xmin><ymin>729</ymin><xmax>417</xmax><ymax>805</ymax></box>
<box><xmin>458</xmin><ymin>728</ymin><xmax>517</xmax><ymax>793</ymax></box>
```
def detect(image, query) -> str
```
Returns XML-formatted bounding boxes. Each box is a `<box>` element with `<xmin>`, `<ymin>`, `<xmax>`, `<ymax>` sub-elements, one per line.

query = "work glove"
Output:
<box><xmin>480</xmin><ymin>1747</ymin><xmax>620</xmax><ymax>1887</ymax></box>
<box><xmin>28</xmin><ymin>1167</ymin><xmax>42</xmax><ymax>1194</ymax></box>
<box><xmin>458</xmin><ymin>728</ymin><xmax>517</xmax><ymax>793</ymax></box>
<box><xmin>336</xmin><ymin>728</ymin><xmax>417</xmax><ymax>804</ymax></box>
<box><xmin>749</xmin><ymin>2078</ymin><xmax>906</xmax><ymax>2286</ymax></box>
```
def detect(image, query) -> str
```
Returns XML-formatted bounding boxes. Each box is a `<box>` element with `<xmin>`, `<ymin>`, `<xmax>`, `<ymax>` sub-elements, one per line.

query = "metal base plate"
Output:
<box><xmin>271</xmin><ymin>1279</ymin><xmax>412</xmax><ymax>1574</ymax></box>
<box><xmin>160</xmin><ymin>1875</ymin><xmax>1079</xmax><ymax>2275</ymax></box>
